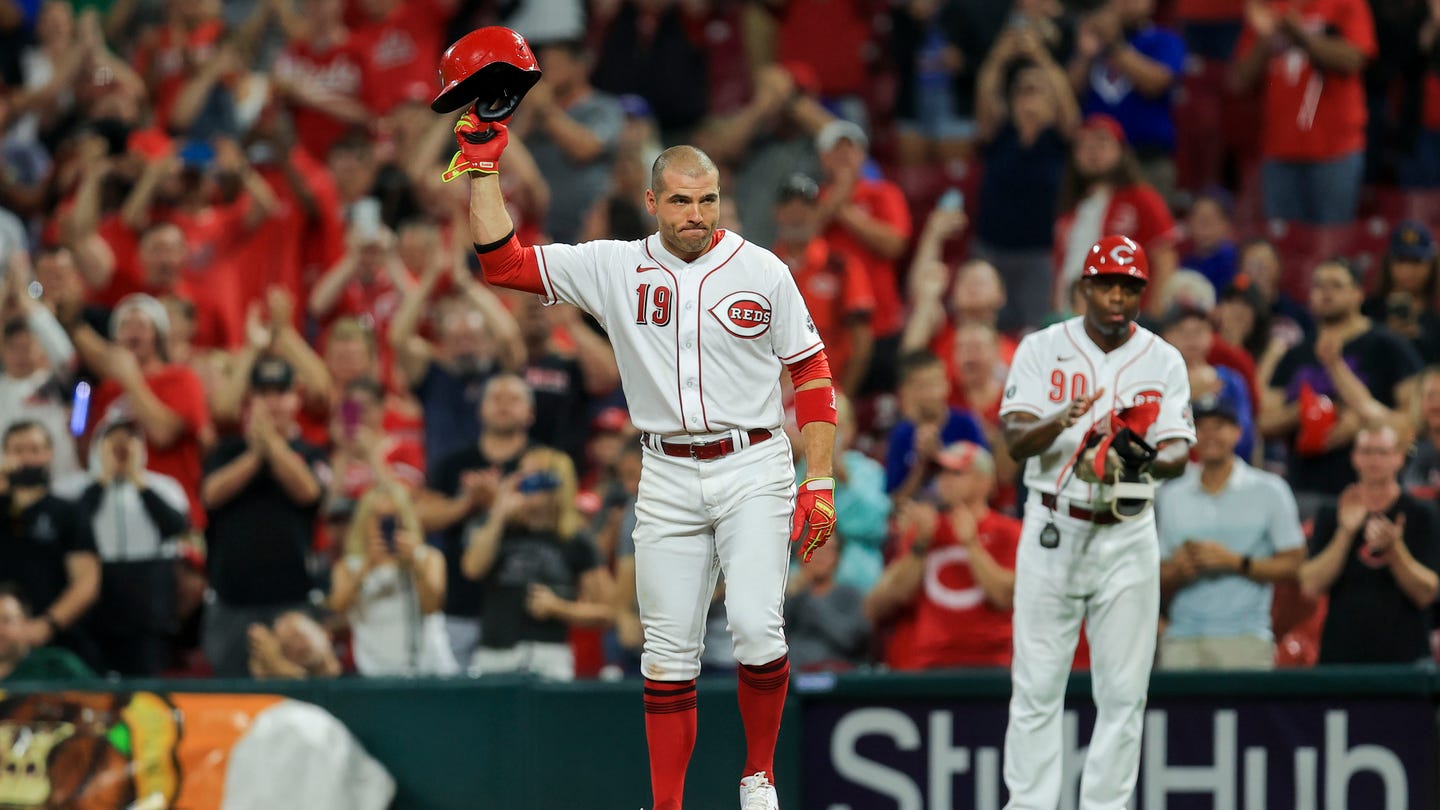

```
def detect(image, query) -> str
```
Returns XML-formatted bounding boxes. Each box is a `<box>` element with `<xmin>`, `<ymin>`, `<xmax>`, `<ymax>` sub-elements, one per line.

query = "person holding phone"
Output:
<box><xmin>460</xmin><ymin>447</ymin><xmax>615</xmax><ymax>679</ymax></box>
<box><xmin>329</xmin><ymin>485</ymin><xmax>457</xmax><ymax>676</ymax></box>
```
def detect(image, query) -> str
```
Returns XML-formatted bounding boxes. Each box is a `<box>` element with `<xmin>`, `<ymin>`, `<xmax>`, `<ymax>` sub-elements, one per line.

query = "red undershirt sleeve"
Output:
<box><xmin>786</xmin><ymin>350</ymin><xmax>832</xmax><ymax>388</ymax></box>
<box><xmin>473</xmin><ymin>231</ymin><xmax>545</xmax><ymax>295</ymax></box>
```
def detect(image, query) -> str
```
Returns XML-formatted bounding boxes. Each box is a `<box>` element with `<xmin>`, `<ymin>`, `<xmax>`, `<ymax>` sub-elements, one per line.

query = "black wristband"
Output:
<box><xmin>1240</xmin><ymin>555</ymin><xmax>1252</xmax><ymax>577</ymax></box>
<box><xmin>473</xmin><ymin>230</ymin><xmax>516</xmax><ymax>255</ymax></box>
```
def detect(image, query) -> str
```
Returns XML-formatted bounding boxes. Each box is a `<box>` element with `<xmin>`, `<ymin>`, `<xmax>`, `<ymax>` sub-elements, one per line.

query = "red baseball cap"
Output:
<box><xmin>1079</xmin><ymin>113</ymin><xmax>1127</xmax><ymax>145</ymax></box>
<box><xmin>1083</xmin><ymin>234</ymin><xmax>1150</xmax><ymax>284</ymax></box>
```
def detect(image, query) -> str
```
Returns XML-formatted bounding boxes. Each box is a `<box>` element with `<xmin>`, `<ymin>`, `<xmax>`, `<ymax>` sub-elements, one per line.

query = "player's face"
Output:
<box><xmin>1308</xmin><ymin>264</ymin><xmax>1362</xmax><ymax>323</ymax></box>
<box><xmin>1193</xmin><ymin>415</ymin><xmax>1239</xmax><ymax>463</ymax></box>
<box><xmin>1352</xmin><ymin>429</ymin><xmax>1404</xmax><ymax>483</ymax></box>
<box><xmin>647</xmin><ymin>169</ymin><xmax>720</xmax><ymax>260</ymax></box>
<box><xmin>1081</xmin><ymin>276</ymin><xmax>1143</xmax><ymax>336</ymax></box>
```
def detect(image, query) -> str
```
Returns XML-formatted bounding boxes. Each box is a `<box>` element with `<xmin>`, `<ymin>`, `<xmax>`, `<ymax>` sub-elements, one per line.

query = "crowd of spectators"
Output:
<box><xmin>3</xmin><ymin>0</ymin><xmax>1440</xmax><ymax>683</ymax></box>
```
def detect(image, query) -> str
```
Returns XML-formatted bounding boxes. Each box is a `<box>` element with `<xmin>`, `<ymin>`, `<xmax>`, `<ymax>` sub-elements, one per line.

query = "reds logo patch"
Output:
<box><xmin>1133</xmin><ymin>389</ymin><xmax>1163</xmax><ymax>406</ymax></box>
<box><xmin>709</xmin><ymin>291</ymin><xmax>773</xmax><ymax>339</ymax></box>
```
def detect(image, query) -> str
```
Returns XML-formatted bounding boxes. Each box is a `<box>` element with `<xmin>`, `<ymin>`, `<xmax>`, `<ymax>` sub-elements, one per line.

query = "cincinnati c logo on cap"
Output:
<box><xmin>1109</xmin><ymin>243</ymin><xmax>1135</xmax><ymax>265</ymax></box>
<box><xmin>709</xmin><ymin>291</ymin><xmax>773</xmax><ymax>338</ymax></box>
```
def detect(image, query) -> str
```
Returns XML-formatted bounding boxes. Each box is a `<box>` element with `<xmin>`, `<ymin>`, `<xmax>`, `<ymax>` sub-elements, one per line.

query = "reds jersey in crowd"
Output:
<box><xmin>1000</xmin><ymin>317</ymin><xmax>1194</xmax><ymax>507</ymax></box>
<box><xmin>533</xmin><ymin>230</ymin><xmax>824</xmax><ymax>435</ymax></box>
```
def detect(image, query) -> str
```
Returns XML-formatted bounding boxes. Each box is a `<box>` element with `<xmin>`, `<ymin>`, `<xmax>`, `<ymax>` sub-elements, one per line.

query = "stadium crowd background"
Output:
<box><xmin>2</xmin><ymin>0</ymin><xmax>1440</xmax><ymax>683</ymax></box>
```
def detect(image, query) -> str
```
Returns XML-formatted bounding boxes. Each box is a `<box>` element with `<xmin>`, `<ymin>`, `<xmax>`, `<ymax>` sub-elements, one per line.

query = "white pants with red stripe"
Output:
<box><xmin>1003</xmin><ymin>493</ymin><xmax>1159</xmax><ymax>810</ymax></box>
<box><xmin>633</xmin><ymin>430</ymin><xmax>794</xmax><ymax>682</ymax></box>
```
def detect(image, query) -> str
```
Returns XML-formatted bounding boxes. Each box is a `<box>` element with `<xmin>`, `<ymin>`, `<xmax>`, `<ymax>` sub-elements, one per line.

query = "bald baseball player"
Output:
<box><xmin>999</xmin><ymin>235</ymin><xmax>1194</xmax><ymax>809</ymax></box>
<box><xmin>446</xmin><ymin>116</ymin><xmax>837</xmax><ymax>810</ymax></box>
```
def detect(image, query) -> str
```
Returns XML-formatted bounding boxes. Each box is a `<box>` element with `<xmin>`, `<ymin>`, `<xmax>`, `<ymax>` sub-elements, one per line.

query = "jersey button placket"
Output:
<box><xmin>678</xmin><ymin>276</ymin><xmax>704</xmax><ymax>430</ymax></box>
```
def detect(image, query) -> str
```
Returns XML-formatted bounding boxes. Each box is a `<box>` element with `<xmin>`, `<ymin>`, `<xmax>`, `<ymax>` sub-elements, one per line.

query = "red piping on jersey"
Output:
<box><xmin>787</xmin><ymin>351</ymin><xmax>831</xmax><ymax>387</ymax></box>
<box><xmin>779</xmin><ymin>341</ymin><xmax>823</xmax><ymax>363</ymax></box>
<box><xmin>694</xmin><ymin>237</ymin><xmax>748</xmax><ymax>431</ymax></box>
<box><xmin>474</xmin><ymin>233</ymin><xmax>545</xmax><ymax>295</ymax></box>
<box><xmin>643</xmin><ymin>240</ymin><xmax>687</xmax><ymax>433</ymax></box>
<box><xmin>1059</xmin><ymin>322</ymin><xmax>1103</xmax><ymax>500</ymax></box>
<box><xmin>1110</xmin><ymin>335</ymin><xmax>1158</xmax><ymax>414</ymax></box>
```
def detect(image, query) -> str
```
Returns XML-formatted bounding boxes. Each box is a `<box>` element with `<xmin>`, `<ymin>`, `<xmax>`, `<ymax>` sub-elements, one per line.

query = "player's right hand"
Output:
<box><xmin>1060</xmin><ymin>387</ymin><xmax>1106</xmax><ymax>429</ymax></box>
<box><xmin>442</xmin><ymin>112</ymin><xmax>510</xmax><ymax>182</ymax></box>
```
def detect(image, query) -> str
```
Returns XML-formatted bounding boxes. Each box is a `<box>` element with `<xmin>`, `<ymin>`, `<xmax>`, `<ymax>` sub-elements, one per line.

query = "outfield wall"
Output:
<box><xmin>5</xmin><ymin>666</ymin><xmax>1436</xmax><ymax>809</ymax></box>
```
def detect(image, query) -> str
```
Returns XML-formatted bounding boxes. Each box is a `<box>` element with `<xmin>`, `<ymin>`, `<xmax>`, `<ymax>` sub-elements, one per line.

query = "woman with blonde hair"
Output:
<box><xmin>462</xmin><ymin>446</ymin><xmax>615</xmax><ymax>679</ymax></box>
<box><xmin>329</xmin><ymin>485</ymin><xmax>458</xmax><ymax>676</ymax></box>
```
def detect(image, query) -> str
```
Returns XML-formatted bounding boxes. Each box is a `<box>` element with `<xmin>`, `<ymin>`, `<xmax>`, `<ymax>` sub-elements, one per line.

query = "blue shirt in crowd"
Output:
<box><xmin>1183</xmin><ymin>241</ymin><xmax>1239</xmax><ymax>293</ymax></box>
<box><xmin>1083</xmin><ymin>24</ymin><xmax>1187</xmax><ymax>154</ymax></box>
<box><xmin>885</xmin><ymin>408</ymin><xmax>988</xmax><ymax>493</ymax></box>
<box><xmin>1157</xmin><ymin>459</ymin><xmax>1305</xmax><ymax>641</ymax></box>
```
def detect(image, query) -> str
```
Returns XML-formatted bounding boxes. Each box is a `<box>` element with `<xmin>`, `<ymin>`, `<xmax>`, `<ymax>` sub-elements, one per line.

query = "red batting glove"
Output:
<box><xmin>792</xmin><ymin>477</ymin><xmax>836</xmax><ymax>563</ymax></box>
<box><xmin>441</xmin><ymin>112</ymin><xmax>510</xmax><ymax>182</ymax></box>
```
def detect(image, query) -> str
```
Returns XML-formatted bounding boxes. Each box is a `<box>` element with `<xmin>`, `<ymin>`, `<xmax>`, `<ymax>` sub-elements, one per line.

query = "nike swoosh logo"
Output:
<box><xmin>1057</xmin><ymin>355</ymin><xmax>1074</xmax><ymax>361</ymax></box>
<box><xmin>636</xmin><ymin>265</ymin><xmax>661</xmax><ymax>273</ymax></box>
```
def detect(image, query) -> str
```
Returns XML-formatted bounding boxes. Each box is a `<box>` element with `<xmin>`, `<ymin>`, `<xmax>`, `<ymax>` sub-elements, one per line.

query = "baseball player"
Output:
<box><xmin>447</xmin><ymin>115</ymin><xmax>838</xmax><ymax>810</ymax></box>
<box><xmin>998</xmin><ymin>235</ymin><xmax>1195</xmax><ymax>809</ymax></box>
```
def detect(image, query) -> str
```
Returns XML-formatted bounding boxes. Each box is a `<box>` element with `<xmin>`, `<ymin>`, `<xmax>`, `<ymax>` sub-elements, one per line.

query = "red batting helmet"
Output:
<box><xmin>432</xmin><ymin>27</ymin><xmax>543</xmax><ymax>119</ymax></box>
<box><xmin>1082</xmin><ymin>234</ymin><xmax>1149</xmax><ymax>283</ymax></box>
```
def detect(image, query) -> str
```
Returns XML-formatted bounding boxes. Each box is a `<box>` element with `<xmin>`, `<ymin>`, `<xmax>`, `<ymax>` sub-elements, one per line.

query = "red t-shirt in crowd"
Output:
<box><xmin>884</xmin><ymin>510</ymin><xmax>1022</xmax><ymax>670</ymax></box>
<box><xmin>775</xmin><ymin>0</ymin><xmax>872</xmax><ymax>96</ymax></box>
<box><xmin>352</xmin><ymin>0</ymin><xmax>452</xmax><ymax>114</ymax></box>
<box><xmin>821</xmin><ymin>178</ymin><xmax>912</xmax><ymax>338</ymax></box>
<box><xmin>90</xmin><ymin>365</ymin><xmax>212</xmax><ymax>529</ymax></box>
<box><xmin>774</xmin><ymin>238</ymin><xmax>875</xmax><ymax>387</ymax></box>
<box><xmin>1425</xmin><ymin>75</ymin><xmax>1440</xmax><ymax>131</ymax></box>
<box><xmin>929</xmin><ymin>325</ymin><xmax>1018</xmax><ymax>391</ymax></box>
<box><xmin>228</xmin><ymin>148</ymin><xmax>346</xmax><ymax>314</ymax></box>
<box><xmin>332</xmin><ymin>440</ymin><xmax>426</xmax><ymax>497</ymax></box>
<box><xmin>88</xmin><ymin>215</ymin><xmax>144</xmax><ymax>307</ymax></box>
<box><xmin>1174</xmin><ymin>0</ymin><xmax>1244</xmax><ymax>21</ymax></box>
<box><xmin>159</xmin><ymin>201</ymin><xmax>254</xmax><ymax>348</ymax></box>
<box><xmin>131</xmin><ymin>19</ymin><xmax>227</xmax><ymax>130</ymax></box>
<box><xmin>1234</xmin><ymin>0</ymin><xmax>1376</xmax><ymax>161</ymax></box>
<box><xmin>274</xmin><ymin>35</ymin><xmax>372</xmax><ymax>161</ymax></box>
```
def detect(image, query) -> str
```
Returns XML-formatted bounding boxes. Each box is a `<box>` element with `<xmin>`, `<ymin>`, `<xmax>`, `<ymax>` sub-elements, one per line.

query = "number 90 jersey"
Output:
<box><xmin>999</xmin><ymin>317</ymin><xmax>1195</xmax><ymax>506</ymax></box>
<box><xmin>534</xmin><ymin>230</ymin><xmax>825</xmax><ymax>436</ymax></box>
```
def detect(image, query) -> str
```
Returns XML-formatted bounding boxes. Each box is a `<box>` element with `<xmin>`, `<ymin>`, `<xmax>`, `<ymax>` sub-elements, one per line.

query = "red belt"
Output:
<box><xmin>647</xmin><ymin>429</ymin><xmax>773</xmax><ymax>461</ymax></box>
<box><xmin>1041</xmin><ymin>492</ymin><xmax>1121</xmax><ymax>526</ymax></box>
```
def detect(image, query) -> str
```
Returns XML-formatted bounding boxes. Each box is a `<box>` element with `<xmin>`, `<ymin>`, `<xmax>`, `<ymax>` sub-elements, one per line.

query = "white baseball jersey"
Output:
<box><xmin>533</xmin><ymin>229</ymin><xmax>825</xmax><ymax>435</ymax></box>
<box><xmin>999</xmin><ymin>316</ymin><xmax>1195</xmax><ymax>505</ymax></box>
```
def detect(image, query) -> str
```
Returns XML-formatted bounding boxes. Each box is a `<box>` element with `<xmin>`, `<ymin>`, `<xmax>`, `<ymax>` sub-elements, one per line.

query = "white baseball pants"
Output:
<box><xmin>1003</xmin><ymin>496</ymin><xmax>1159</xmax><ymax>810</ymax></box>
<box><xmin>632</xmin><ymin>431</ymin><xmax>795</xmax><ymax>681</ymax></box>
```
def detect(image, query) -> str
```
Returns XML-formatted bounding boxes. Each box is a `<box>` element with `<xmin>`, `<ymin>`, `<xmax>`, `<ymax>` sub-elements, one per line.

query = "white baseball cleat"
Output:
<box><xmin>739</xmin><ymin>772</ymin><xmax>779</xmax><ymax>810</ymax></box>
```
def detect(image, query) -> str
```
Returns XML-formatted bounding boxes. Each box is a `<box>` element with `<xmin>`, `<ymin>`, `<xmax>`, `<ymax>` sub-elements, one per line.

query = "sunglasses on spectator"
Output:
<box><xmin>517</xmin><ymin>471</ymin><xmax>561</xmax><ymax>494</ymax></box>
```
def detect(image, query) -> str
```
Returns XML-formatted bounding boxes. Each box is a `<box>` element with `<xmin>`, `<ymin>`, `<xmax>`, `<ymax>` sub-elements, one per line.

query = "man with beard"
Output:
<box><xmin>417</xmin><ymin>373</ymin><xmax>537</xmax><ymax>668</ymax></box>
<box><xmin>999</xmin><ymin>234</ymin><xmax>1193</xmax><ymax>808</ymax></box>
<box><xmin>1263</xmin><ymin>259</ymin><xmax>1422</xmax><ymax>514</ymax></box>
<box><xmin>389</xmin><ymin>259</ymin><xmax>525</xmax><ymax>471</ymax></box>
<box><xmin>0</xmin><ymin>422</ymin><xmax>101</xmax><ymax>663</ymax></box>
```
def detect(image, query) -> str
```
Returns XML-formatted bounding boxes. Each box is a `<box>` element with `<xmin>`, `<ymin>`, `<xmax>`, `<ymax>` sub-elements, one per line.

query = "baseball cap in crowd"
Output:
<box><xmin>934</xmin><ymin>441</ymin><xmax>993</xmax><ymax>474</ymax></box>
<box><xmin>1191</xmin><ymin>394</ymin><xmax>1239</xmax><ymax>425</ymax></box>
<box><xmin>776</xmin><ymin>173</ymin><xmax>820</xmax><ymax>204</ymax></box>
<box><xmin>1390</xmin><ymin>220</ymin><xmax>1436</xmax><ymax>262</ymax></box>
<box><xmin>816</xmin><ymin>119</ymin><xmax>868</xmax><ymax>153</ymax></box>
<box><xmin>251</xmin><ymin>356</ymin><xmax>295</xmax><ymax>391</ymax></box>
<box><xmin>1079</xmin><ymin>113</ymin><xmax>1127</xmax><ymax>145</ymax></box>
<box><xmin>592</xmin><ymin>406</ymin><xmax>630</xmax><ymax>433</ymax></box>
